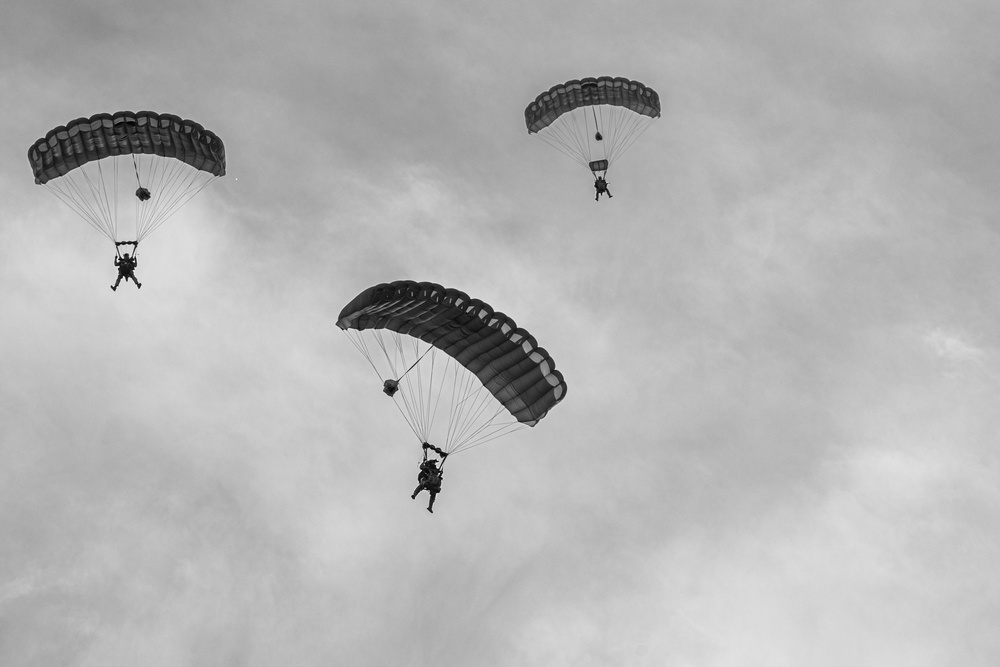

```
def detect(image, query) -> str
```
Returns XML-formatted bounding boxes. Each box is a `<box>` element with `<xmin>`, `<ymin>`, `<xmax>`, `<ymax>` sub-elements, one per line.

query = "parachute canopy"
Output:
<box><xmin>28</xmin><ymin>111</ymin><xmax>226</xmax><ymax>245</ymax></box>
<box><xmin>525</xmin><ymin>76</ymin><xmax>660</xmax><ymax>174</ymax></box>
<box><xmin>338</xmin><ymin>280</ymin><xmax>567</xmax><ymax>455</ymax></box>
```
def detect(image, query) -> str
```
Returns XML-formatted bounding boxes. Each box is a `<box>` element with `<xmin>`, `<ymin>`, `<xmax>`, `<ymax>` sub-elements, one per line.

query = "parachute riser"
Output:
<box><xmin>422</xmin><ymin>441</ymin><xmax>450</xmax><ymax>469</ymax></box>
<box><xmin>588</xmin><ymin>159</ymin><xmax>609</xmax><ymax>179</ymax></box>
<box><xmin>114</xmin><ymin>240</ymin><xmax>139</xmax><ymax>259</ymax></box>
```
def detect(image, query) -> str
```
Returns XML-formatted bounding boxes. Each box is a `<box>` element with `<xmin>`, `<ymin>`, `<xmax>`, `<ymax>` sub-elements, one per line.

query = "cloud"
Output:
<box><xmin>924</xmin><ymin>328</ymin><xmax>984</xmax><ymax>364</ymax></box>
<box><xmin>5</xmin><ymin>1</ymin><xmax>1000</xmax><ymax>665</ymax></box>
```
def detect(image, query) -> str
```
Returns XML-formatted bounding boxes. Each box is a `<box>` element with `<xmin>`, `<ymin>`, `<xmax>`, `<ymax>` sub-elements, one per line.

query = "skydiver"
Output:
<box><xmin>594</xmin><ymin>176</ymin><xmax>612</xmax><ymax>201</ymax></box>
<box><xmin>111</xmin><ymin>245</ymin><xmax>141</xmax><ymax>291</ymax></box>
<box><xmin>411</xmin><ymin>442</ymin><xmax>447</xmax><ymax>513</ymax></box>
<box><xmin>383</xmin><ymin>379</ymin><xmax>400</xmax><ymax>397</ymax></box>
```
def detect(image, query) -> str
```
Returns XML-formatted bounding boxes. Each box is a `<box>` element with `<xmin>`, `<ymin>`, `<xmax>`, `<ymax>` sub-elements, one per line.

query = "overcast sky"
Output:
<box><xmin>2</xmin><ymin>1</ymin><xmax>1000</xmax><ymax>665</ymax></box>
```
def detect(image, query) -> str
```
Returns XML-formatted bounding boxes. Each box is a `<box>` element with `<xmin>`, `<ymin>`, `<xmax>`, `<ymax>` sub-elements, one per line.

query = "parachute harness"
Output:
<box><xmin>422</xmin><ymin>442</ymin><xmax>449</xmax><ymax>471</ymax></box>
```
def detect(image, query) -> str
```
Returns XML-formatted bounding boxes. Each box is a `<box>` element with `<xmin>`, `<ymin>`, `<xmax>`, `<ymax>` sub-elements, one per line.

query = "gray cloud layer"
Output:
<box><xmin>3</xmin><ymin>0</ymin><xmax>1000</xmax><ymax>665</ymax></box>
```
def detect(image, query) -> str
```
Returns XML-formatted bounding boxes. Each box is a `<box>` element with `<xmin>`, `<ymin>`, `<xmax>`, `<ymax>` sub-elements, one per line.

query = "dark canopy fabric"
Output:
<box><xmin>524</xmin><ymin>76</ymin><xmax>661</xmax><ymax>134</ymax></box>
<box><xmin>338</xmin><ymin>280</ymin><xmax>567</xmax><ymax>426</ymax></box>
<box><xmin>28</xmin><ymin>111</ymin><xmax>226</xmax><ymax>185</ymax></box>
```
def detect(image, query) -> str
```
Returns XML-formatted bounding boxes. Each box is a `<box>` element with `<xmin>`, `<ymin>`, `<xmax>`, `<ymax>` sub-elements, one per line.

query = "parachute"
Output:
<box><xmin>337</xmin><ymin>280</ymin><xmax>567</xmax><ymax>456</ymax></box>
<box><xmin>524</xmin><ymin>76</ymin><xmax>660</xmax><ymax>177</ymax></box>
<box><xmin>28</xmin><ymin>111</ymin><xmax>226</xmax><ymax>246</ymax></box>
